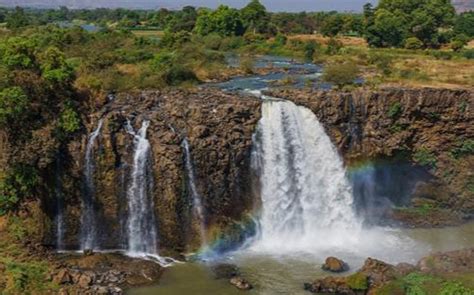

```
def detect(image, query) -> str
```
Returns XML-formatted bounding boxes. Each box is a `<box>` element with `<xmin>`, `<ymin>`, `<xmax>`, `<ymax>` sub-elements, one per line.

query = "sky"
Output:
<box><xmin>0</xmin><ymin>0</ymin><xmax>378</xmax><ymax>12</ymax></box>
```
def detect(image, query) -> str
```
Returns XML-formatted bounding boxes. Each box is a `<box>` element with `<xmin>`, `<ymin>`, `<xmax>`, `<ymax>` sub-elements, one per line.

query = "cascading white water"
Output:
<box><xmin>182</xmin><ymin>138</ymin><xmax>207</xmax><ymax>248</ymax></box>
<box><xmin>252</xmin><ymin>98</ymin><xmax>362</xmax><ymax>253</ymax></box>
<box><xmin>55</xmin><ymin>158</ymin><xmax>65</xmax><ymax>250</ymax></box>
<box><xmin>80</xmin><ymin>119</ymin><xmax>104</xmax><ymax>250</ymax></box>
<box><xmin>125</xmin><ymin>120</ymin><xmax>158</xmax><ymax>256</ymax></box>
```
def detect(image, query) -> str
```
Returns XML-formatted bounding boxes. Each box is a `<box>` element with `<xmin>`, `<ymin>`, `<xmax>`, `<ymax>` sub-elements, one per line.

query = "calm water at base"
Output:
<box><xmin>128</xmin><ymin>223</ymin><xmax>474</xmax><ymax>295</ymax></box>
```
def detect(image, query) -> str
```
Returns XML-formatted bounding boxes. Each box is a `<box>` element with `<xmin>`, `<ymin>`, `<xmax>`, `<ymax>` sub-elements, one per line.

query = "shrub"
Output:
<box><xmin>387</xmin><ymin>102</ymin><xmax>403</xmax><ymax>118</ymax></box>
<box><xmin>322</xmin><ymin>61</ymin><xmax>359</xmax><ymax>89</ymax></box>
<box><xmin>202</xmin><ymin>33</ymin><xmax>222</xmax><ymax>50</ymax></box>
<box><xmin>368</xmin><ymin>52</ymin><xmax>394</xmax><ymax>75</ymax></box>
<box><xmin>0</xmin><ymin>87</ymin><xmax>29</xmax><ymax>127</ymax></box>
<box><xmin>347</xmin><ymin>273</ymin><xmax>368</xmax><ymax>291</ymax></box>
<box><xmin>304</xmin><ymin>41</ymin><xmax>319</xmax><ymax>62</ymax></box>
<box><xmin>461</xmin><ymin>49</ymin><xmax>474</xmax><ymax>60</ymax></box>
<box><xmin>451</xmin><ymin>140</ymin><xmax>474</xmax><ymax>159</ymax></box>
<box><xmin>326</xmin><ymin>38</ymin><xmax>343</xmax><ymax>55</ymax></box>
<box><xmin>439</xmin><ymin>281</ymin><xmax>473</xmax><ymax>295</ymax></box>
<box><xmin>413</xmin><ymin>148</ymin><xmax>437</xmax><ymax>168</ymax></box>
<box><xmin>405</xmin><ymin>37</ymin><xmax>424</xmax><ymax>50</ymax></box>
<box><xmin>429</xmin><ymin>50</ymin><xmax>453</xmax><ymax>60</ymax></box>
<box><xmin>240</xmin><ymin>55</ymin><xmax>255</xmax><ymax>74</ymax></box>
<box><xmin>0</xmin><ymin>165</ymin><xmax>38</xmax><ymax>216</ymax></box>
<box><xmin>450</xmin><ymin>34</ymin><xmax>469</xmax><ymax>52</ymax></box>
<box><xmin>58</xmin><ymin>105</ymin><xmax>81</xmax><ymax>134</ymax></box>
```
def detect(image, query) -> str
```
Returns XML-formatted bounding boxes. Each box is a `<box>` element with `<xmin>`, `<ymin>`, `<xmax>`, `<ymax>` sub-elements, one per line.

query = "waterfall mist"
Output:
<box><xmin>80</xmin><ymin>119</ymin><xmax>104</xmax><ymax>250</ymax></box>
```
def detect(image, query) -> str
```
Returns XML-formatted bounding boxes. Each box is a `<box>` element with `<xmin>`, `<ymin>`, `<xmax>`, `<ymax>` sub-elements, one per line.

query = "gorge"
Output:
<box><xmin>29</xmin><ymin>85</ymin><xmax>470</xmax><ymax>294</ymax></box>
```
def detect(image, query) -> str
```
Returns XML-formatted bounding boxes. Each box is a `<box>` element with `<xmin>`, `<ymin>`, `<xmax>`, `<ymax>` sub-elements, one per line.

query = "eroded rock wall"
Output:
<box><xmin>53</xmin><ymin>89</ymin><xmax>261</xmax><ymax>251</ymax></box>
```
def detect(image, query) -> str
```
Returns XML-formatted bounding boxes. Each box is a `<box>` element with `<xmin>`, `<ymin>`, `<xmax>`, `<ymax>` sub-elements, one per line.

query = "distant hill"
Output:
<box><xmin>453</xmin><ymin>0</ymin><xmax>474</xmax><ymax>12</ymax></box>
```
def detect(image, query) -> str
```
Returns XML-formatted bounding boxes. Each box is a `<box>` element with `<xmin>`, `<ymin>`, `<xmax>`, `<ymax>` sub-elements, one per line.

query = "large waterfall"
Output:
<box><xmin>182</xmin><ymin>138</ymin><xmax>207</xmax><ymax>248</ymax></box>
<box><xmin>252</xmin><ymin>98</ymin><xmax>362</xmax><ymax>254</ymax></box>
<box><xmin>80</xmin><ymin>119</ymin><xmax>104</xmax><ymax>250</ymax></box>
<box><xmin>125</xmin><ymin>120</ymin><xmax>158</xmax><ymax>256</ymax></box>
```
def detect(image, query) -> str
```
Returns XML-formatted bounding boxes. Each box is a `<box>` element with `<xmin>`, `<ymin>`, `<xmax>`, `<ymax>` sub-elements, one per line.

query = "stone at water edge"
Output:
<box><xmin>83</xmin><ymin>249</ymin><xmax>94</xmax><ymax>256</ymax></box>
<box><xmin>322</xmin><ymin>257</ymin><xmax>349</xmax><ymax>273</ymax></box>
<box><xmin>230</xmin><ymin>276</ymin><xmax>253</xmax><ymax>290</ymax></box>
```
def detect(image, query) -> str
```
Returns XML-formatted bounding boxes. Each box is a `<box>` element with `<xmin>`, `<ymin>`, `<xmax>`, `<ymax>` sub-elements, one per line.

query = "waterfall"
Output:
<box><xmin>182</xmin><ymin>138</ymin><xmax>207</xmax><ymax>248</ymax></box>
<box><xmin>80</xmin><ymin>119</ymin><xmax>104</xmax><ymax>250</ymax></box>
<box><xmin>55</xmin><ymin>157</ymin><xmax>65</xmax><ymax>251</ymax></box>
<box><xmin>125</xmin><ymin>120</ymin><xmax>158</xmax><ymax>256</ymax></box>
<box><xmin>252</xmin><ymin>98</ymin><xmax>362</xmax><ymax>253</ymax></box>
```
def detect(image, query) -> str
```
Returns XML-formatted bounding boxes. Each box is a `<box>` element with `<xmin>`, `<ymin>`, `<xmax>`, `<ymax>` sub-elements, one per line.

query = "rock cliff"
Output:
<box><xmin>44</xmin><ymin>89</ymin><xmax>261</xmax><ymax>252</ymax></box>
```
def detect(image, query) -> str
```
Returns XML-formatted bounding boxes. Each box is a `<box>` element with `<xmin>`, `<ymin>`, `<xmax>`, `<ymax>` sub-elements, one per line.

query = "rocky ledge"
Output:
<box><xmin>305</xmin><ymin>248</ymin><xmax>474</xmax><ymax>294</ymax></box>
<box><xmin>52</xmin><ymin>253</ymin><xmax>163</xmax><ymax>295</ymax></box>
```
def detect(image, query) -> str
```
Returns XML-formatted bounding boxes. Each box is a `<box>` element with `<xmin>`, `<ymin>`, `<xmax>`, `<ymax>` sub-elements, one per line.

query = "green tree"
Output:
<box><xmin>321</xmin><ymin>14</ymin><xmax>344</xmax><ymax>37</ymax></box>
<box><xmin>454</xmin><ymin>12</ymin><xmax>474</xmax><ymax>38</ymax></box>
<box><xmin>322</xmin><ymin>61</ymin><xmax>359</xmax><ymax>89</ymax></box>
<box><xmin>194</xmin><ymin>5</ymin><xmax>244</xmax><ymax>37</ymax></box>
<box><xmin>5</xmin><ymin>7</ymin><xmax>30</xmax><ymax>29</ymax></box>
<box><xmin>0</xmin><ymin>87</ymin><xmax>29</xmax><ymax>127</ymax></box>
<box><xmin>0</xmin><ymin>37</ymin><xmax>38</xmax><ymax>71</ymax></box>
<box><xmin>39</xmin><ymin>47</ymin><xmax>75</xmax><ymax>86</ymax></box>
<box><xmin>365</xmin><ymin>0</ymin><xmax>455</xmax><ymax>48</ymax></box>
<box><xmin>241</xmin><ymin>0</ymin><xmax>268</xmax><ymax>34</ymax></box>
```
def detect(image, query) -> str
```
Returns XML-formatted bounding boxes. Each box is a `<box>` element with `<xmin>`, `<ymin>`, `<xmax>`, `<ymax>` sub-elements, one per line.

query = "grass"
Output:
<box><xmin>377</xmin><ymin>272</ymin><xmax>474</xmax><ymax>295</ymax></box>
<box><xmin>131</xmin><ymin>30</ymin><xmax>164</xmax><ymax>38</ymax></box>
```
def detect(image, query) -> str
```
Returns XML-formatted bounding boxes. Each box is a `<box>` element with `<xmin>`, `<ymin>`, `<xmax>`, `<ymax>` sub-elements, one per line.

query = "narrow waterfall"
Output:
<box><xmin>252</xmin><ymin>98</ymin><xmax>361</xmax><ymax>253</ymax></box>
<box><xmin>125</xmin><ymin>120</ymin><xmax>158</xmax><ymax>256</ymax></box>
<box><xmin>55</xmin><ymin>157</ymin><xmax>65</xmax><ymax>250</ymax></box>
<box><xmin>182</xmin><ymin>138</ymin><xmax>207</xmax><ymax>248</ymax></box>
<box><xmin>80</xmin><ymin>119</ymin><xmax>104</xmax><ymax>250</ymax></box>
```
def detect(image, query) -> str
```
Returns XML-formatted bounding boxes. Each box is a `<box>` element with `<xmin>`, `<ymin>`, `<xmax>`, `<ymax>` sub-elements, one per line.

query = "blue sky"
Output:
<box><xmin>0</xmin><ymin>0</ymin><xmax>378</xmax><ymax>12</ymax></box>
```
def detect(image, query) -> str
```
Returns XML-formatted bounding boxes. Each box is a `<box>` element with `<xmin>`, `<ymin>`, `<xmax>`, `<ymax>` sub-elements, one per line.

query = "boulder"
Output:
<box><xmin>322</xmin><ymin>257</ymin><xmax>349</xmax><ymax>273</ymax></box>
<box><xmin>304</xmin><ymin>276</ymin><xmax>354</xmax><ymax>294</ymax></box>
<box><xmin>53</xmin><ymin>269</ymin><xmax>72</xmax><ymax>285</ymax></box>
<box><xmin>230</xmin><ymin>276</ymin><xmax>253</xmax><ymax>290</ymax></box>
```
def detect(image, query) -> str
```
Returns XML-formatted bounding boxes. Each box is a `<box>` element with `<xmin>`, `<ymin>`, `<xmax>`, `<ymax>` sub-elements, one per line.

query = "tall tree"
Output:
<box><xmin>6</xmin><ymin>7</ymin><xmax>30</xmax><ymax>29</ymax></box>
<box><xmin>194</xmin><ymin>5</ymin><xmax>244</xmax><ymax>37</ymax></box>
<box><xmin>241</xmin><ymin>0</ymin><xmax>268</xmax><ymax>34</ymax></box>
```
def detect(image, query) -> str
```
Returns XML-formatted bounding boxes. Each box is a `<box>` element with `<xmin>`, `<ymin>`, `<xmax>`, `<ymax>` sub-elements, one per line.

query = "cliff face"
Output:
<box><xmin>46</xmin><ymin>89</ymin><xmax>261</xmax><ymax>251</ymax></box>
<box><xmin>270</xmin><ymin>88</ymin><xmax>474</xmax><ymax>223</ymax></box>
<box><xmin>31</xmin><ymin>87</ymin><xmax>474</xmax><ymax>250</ymax></box>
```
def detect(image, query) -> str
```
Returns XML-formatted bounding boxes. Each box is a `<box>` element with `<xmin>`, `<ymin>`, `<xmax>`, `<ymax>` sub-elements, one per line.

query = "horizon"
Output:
<box><xmin>0</xmin><ymin>0</ymin><xmax>378</xmax><ymax>12</ymax></box>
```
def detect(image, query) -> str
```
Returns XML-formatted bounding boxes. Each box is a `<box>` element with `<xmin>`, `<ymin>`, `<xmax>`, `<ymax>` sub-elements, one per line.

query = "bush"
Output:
<box><xmin>322</xmin><ymin>61</ymin><xmax>359</xmax><ymax>89</ymax></box>
<box><xmin>461</xmin><ymin>49</ymin><xmax>474</xmax><ymax>60</ymax></box>
<box><xmin>240</xmin><ymin>55</ymin><xmax>255</xmax><ymax>74</ymax></box>
<box><xmin>368</xmin><ymin>52</ymin><xmax>394</xmax><ymax>75</ymax></box>
<box><xmin>0</xmin><ymin>87</ymin><xmax>29</xmax><ymax>127</ymax></box>
<box><xmin>326</xmin><ymin>38</ymin><xmax>343</xmax><ymax>55</ymax></box>
<box><xmin>451</xmin><ymin>140</ymin><xmax>474</xmax><ymax>159</ymax></box>
<box><xmin>387</xmin><ymin>102</ymin><xmax>403</xmax><ymax>118</ymax></box>
<box><xmin>429</xmin><ymin>50</ymin><xmax>453</xmax><ymax>60</ymax></box>
<box><xmin>404</xmin><ymin>37</ymin><xmax>424</xmax><ymax>50</ymax></box>
<box><xmin>347</xmin><ymin>273</ymin><xmax>368</xmax><ymax>291</ymax></box>
<box><xmin>413</xmin><ymin>148</ymin><xmax>437</xmax><ymax>168</ymax></box>
<box><xmin>0</xmin><ymin>165</ymin><xmax>38</xmax><ymax>216</ymax></box>
<box><xmin>202</xmin><ymin>33</ymin><xmax>222</xmax><ymax>50</ymax></box>
<box><xmin>58</xmin><ymin>105</ymin><xmax>81</xmax><ymax>134</ymax></box>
